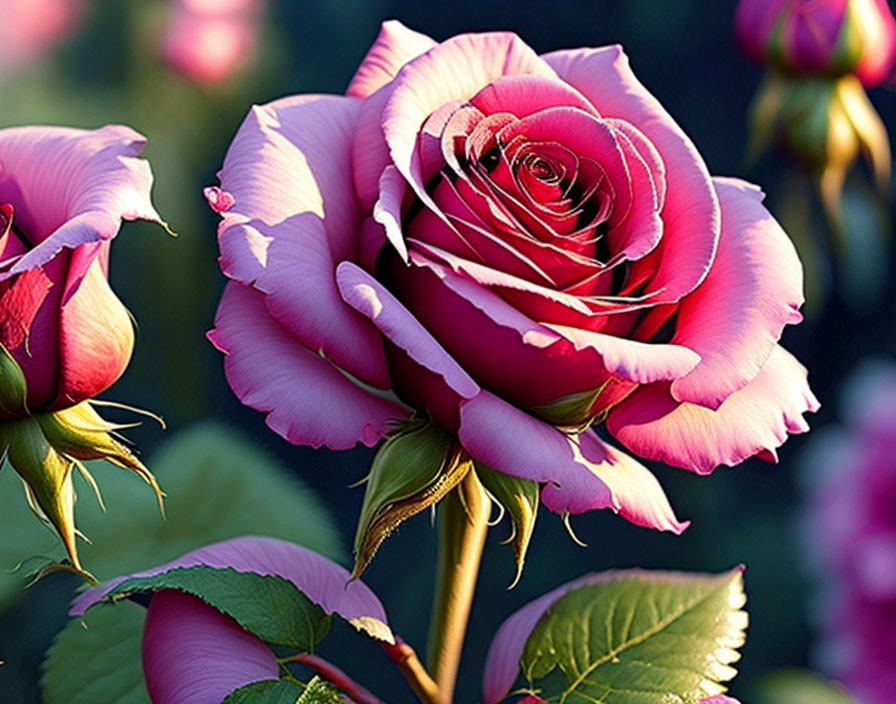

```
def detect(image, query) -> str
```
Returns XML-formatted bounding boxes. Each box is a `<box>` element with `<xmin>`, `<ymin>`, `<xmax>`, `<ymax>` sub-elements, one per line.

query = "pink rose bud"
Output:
<box><xmin>735</xmin><ymin>0</ymin><xmax>896</xmax><ymax>87</ymax></box>
<box><xmin>0</xmin><ymin>125</ymin><xmax>165</xmax><ymax>575</ymax></box>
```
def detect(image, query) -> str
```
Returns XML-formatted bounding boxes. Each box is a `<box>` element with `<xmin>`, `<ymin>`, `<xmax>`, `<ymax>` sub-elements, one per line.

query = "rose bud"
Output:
<box><xmin>209</xmin><ymin>22</ymin><xmax>818</xmax><ymax>577</ymax></box>
<box><xmin>736</xmin><ymin>0</ymin><xmax>894</xmax><ymax>233</ymax></box>
<box><xmin>0</xmin><ymin>125</ymin><xmax>165</xmax><ymax>577</ymax></box>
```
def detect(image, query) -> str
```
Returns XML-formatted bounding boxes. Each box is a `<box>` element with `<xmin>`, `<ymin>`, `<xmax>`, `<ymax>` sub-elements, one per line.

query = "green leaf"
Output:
<box><xmin>42</xmin><ymin>600</ymin><xmax>150</xmax><ymax>704</ymax></box>
<box><xmin>105</xmin><ymin>565</ymin><xmax>331</xmax><ymax>651</ymax></box>
<box><xmin>353</xmin><ymin>420</ymin><xmax>470</xmax><ymax>578</ymax></box>
<box><xmin>475</xmin><ymin>462</ymin><xmax>539</xmax><ymax>588</ymax></box>
<box><xmin>0</xmin><ymin>421</ymin><xmax>342</xmax><ymax>605</ymax></box>
<box><xmin>297</xmin><ymin>677</ymin><xmax>342</xmax><ymax>704</ymax></box>
<box><xmin>755</xmin><ymin>668</ymin><xmax>854</xmax><ymax>704</ymax></box>
<box><xmin>222</xmin><ymin>679</ymin><xmax>304</xmax><ymax>704</ymax></box>
<box><xmin>521</xmin><ymin>568</ymin><xmax>748</xmax><ymax>704</ymax></box>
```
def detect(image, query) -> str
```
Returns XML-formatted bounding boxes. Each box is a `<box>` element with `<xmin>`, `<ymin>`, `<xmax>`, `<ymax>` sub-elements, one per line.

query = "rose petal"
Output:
<box><xmin>543</xmin><ymin>45</ymin><xmax>720</xmax><ymax>304</ymax></box>
<box><xmin>607</xmin><ymin>345</ymin><xmax>819</xmax><ymax>474</ymax></box>
<box><xmin>346</xmin><ymin>20</ymin><xmax>436</xmax><ymax>99</ymax></box>
<box><xmin>142</xmin><ymin>590</ymin><xmax>279</xmax><ymax>704</ymax></box>
<box><xmin>0</xmin><ymin>125</ymin><xmax>161</xmax><ymax>276</ymax></box>
<box><xmin>214</xmin><ymin>94</ymin><xmax>389</xmax><ymax>388</ymax></box>
<box><xmin>669</xmin><ymin>177</ymin><xmax>804</xmax><ymax>409</ymax></box>
<box><xmin>208</xmin><ymin>282</ymin><xmax>408</xmax><ymax>450</ymax></box>
<box><xmin>335</xmin><ymin>260</ymin><xmax>480</xmax><ymax>399</ymax></box>
<box><xmin>72</xmin><ymin>535</ymin><xmax>393</xmax><ymax>642</ymax></box>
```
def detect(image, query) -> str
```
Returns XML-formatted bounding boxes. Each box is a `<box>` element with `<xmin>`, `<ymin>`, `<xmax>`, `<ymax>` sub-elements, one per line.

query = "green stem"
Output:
<box><xmin>426</xmin><ymin>469</ymin><xmax>489</xmax><ymax>704</ymax></box>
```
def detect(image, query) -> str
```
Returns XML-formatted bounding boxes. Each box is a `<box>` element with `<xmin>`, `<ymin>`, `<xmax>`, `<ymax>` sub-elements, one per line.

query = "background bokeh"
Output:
<box><xmin>1</xmin><ymin>1</ymin><xmax>894</xmax><ymax>702</ymax></box>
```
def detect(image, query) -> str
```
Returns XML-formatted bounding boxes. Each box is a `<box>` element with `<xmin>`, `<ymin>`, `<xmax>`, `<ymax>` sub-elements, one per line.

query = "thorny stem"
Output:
<box><xmin>283</xmin><ymin>653</ymin><xmax>386</xmax><ymax>704</ymax></box>
<box><xmin>425</xmin><ymin>469</ymin><xmax>489</xmax><ymax>704</ymax></box>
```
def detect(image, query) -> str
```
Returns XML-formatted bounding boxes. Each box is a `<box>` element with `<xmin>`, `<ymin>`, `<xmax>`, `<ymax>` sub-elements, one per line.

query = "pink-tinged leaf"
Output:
<box><xmin>213</xmin><ymin>94</ymin><xmax>390</xmax><ymax>388</ymax></box>
<box><xmin>607</xmin><ymin>345</ymin><xmax>819</xmax><ymax>474</ymax></box>
<box><xmin>669</xmin><ymin>178</ymin><xmax>804</xmax><ymax>410</ymax></box>
<box><xmin>346</xmin><ymin>20</ymin><xmax>436</xmax><ymax>99</ymax></box>
<box><xmin>208</xmin><ymin>282</ymin><xmax>409</xmax><ymax>450</ymax></box>
<box><xmin>142</xmin><ymin>590</ymin><xmax>279</xmax><ymax>704</ymax></box>
<box><xmin>71</xmin><ymin>535</ymin><xmax>394</xmax><ymax>643</ymax></box>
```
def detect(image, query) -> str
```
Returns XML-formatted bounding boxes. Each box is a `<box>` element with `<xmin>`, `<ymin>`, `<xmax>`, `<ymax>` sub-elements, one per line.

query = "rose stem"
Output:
<box><xmin>426</xmin><ymin>469</ymin><xmax>489</xmax><ymax>704</ymax></box>
<box><xmin>381</xmin><ymin>637</ymin><xmax>441</xmax><ymax>704</ymax></box>
<box><xmin>284</xmin><ymin>653</ymin><xmax>385</xmax><ymax>704</ymax></box>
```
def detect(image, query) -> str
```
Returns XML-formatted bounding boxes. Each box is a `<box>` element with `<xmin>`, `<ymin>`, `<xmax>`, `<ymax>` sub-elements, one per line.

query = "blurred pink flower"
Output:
<box><xmin>0</xmin><ymin>0</ymin><xmax>84</xmax><ymax>68</ymax></box>
<box><xmin>162</xmin><ymin>0</ymin><xmax>265</xmax><ymax>84</ymax></box>
<box><xmin>802</xmin><ymin>360</ymin><xmax>896</xmax><ymax>703</ymax></box>
<box><xmin>735</xmin><ymin>0</ymin><xmax>896</xmax><ymax>87</ymax></box>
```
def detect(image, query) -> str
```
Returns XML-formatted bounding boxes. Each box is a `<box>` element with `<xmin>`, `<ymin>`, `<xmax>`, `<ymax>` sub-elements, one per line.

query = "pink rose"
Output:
<box><xmin>735</xmin><ymin>0</ymin><xmax>896</xmax><ymax>87</ymax></box>
<box><xmin>0</xmin><ymin>126</ymin><xmax>161</xmax><ymax>416</ymax></box>
<box><xmin>162</xmin><ymin>0</ymin><xmax>265</xmax><ymax>84</ymax></box>
<box><xmin>209</xmin><ymin>22</ymin><xmax>817</xmax><ymax>532</ymax></box>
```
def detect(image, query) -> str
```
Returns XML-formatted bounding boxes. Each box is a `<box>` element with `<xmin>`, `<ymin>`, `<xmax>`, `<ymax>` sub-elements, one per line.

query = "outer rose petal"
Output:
<box><xmin>214</xmin><ymin>94</ymin><xmax>389</xmax><ymax>388</ymax></box>
<box><xmin>543</xmin><ymin>45</ymin><xmax>720</xmax><ymax>305</ymax></box>
<box><xmin>346</xmin><ymin>20</ymin><xmax>436</xmax><ymax>99</ymax></box>
<box><xmin>72</xmin><ymin>536</ymin><xmax>393</xmax><ymax>642</ymax></box>
<box><xmin>669</xmin><ymin>177</ymin><xmax>804</xmax><ymax>409</ymax></box>
<box><xmin>458</xmin><ymin>392</ymin><xmax>686</xmax><ymax>532</ymax></box>
<box><xmin>208</xmin><ymin>282</ymin><xmax>409</xmax><ymax>450</ymax></box>
<box><xmin>0</xmin><ymin>125</ymin><xmax>161</xmax><ymax>276</ymax></box>
<box><xmin>607</xmin><ymin>345</ymin><xmax>819</xmax><ymax>474</ymax></box>
<box><xmin>142</xmin><ymin>590</ymin><xmax>279</xmax><ymax>704</ymax></box>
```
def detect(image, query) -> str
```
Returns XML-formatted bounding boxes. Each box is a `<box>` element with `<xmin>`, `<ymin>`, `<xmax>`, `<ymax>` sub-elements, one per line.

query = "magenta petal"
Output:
<box><xmin>214</xmin><ymin>94</ymin><xmax>389</xmax><ymax>388</ymax></box>
<box><xmin>543</xmin><ymin>45</ymin><xmax>720</xmax><ymax>304</ymax></box>
<box><xmin>607</xmin><ymin>345</ymin><xmax>819</xmax><ymax>474</ymax></box>
<box><xmin>382</xmin><ymin>31</ymin><xmax>556</xmax><ymax>227</ymax></box>
<box><xmin>0</xmin><ymin>125</ymin><xmax>161</xmax><ymax>276</ymax></box>
<box><xmin>457</xmin><ymin>391</ymin><xmax>685</xmax><ymax>533</ymax></box>
<box><xmin>699</xmin><ymin>697</ymin><xmax>741</xmax><ymax>704</ymax></box>
<box><xmin>71</xmin><ymin>536</ymin><xmax>393</xmax><ymax>642</ymax></box>
<box><xmin>346</xmin><ymin>20</ymin><xmax>436</xmax><ymax>99</ymax></box>
<box><xmin>142</xmin><ymin>590</ymin><xmax>279</xmax><ymax>704</ymax></box>
<box><xmin>336</xmin><ymin>261</ymin><xmax>480</xmax><ymax>399</ymax></box>
<box><xmin>669</xmin><ymin>178</ymin><xmax>804</xmax><ymax>409</ymax></box>
<box><xmin>208</xmin><ymin>282</ymin><xmax>409</xmax><ymax>450</ymax></box>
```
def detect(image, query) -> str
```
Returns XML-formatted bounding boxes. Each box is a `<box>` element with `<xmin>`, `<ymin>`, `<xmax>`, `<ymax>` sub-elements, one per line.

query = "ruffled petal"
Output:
<box><xmin>72</xmin><ymin>536</ymin><xmax>393</xmax><ymax>642</ymax></box>
<box><xmin>346</xmin><ymin>20</ymin><xmax>436</xmax><ymax>99</ymax></box>
<box><xmin>669</xmin><ymin>178</ymin><xmax>804</xmax><ymax>409</ymax></box>
<box><xmin>543</xmin><ymin>45</ymin><xmax>720</xmax><ymax>304</ymax></box>
<box><xmin>0</xmin><ymin>125</ymin><xmax>161</xmax><ymax>275</ymax></box>
<box><xmin>607</xmin><ymin>345</ymin><xmax>819</xmax><ymax>474</ymax></box>
<box><xmin>457</xmin><ymin>391</ymin><xmax>686</xmax><ymax>533</ymax></box>
<box><xmin>214</xmin><ymin>94</ymin><xmax>389</xmax><ymax>388</ymax></box>
<box><xmin>142</xmin><ymin>590</ymin><xmax>279</xmax><ymax>704</ymax></box>
<box><xmin>208</xmin><ymin>282</ymin><xmax>409</xmax><ymax>450</ymax></box>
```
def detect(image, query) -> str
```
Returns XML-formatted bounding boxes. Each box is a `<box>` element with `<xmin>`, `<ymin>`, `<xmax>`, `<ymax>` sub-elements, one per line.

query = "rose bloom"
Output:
<box><xmin>209</xmin><ymin>21</ymin><xmax>817</xmax><ymax>532</ymax></box>
<box><xmin>0</xmin><ymin>126</ymin><xmax>161</xmax><ymax>416</ymax></box>
<box><xmin>162</xmin><ymin>0</ymin><xmax>265</xmax><ymax>84</ymax></box>
<box><xmin>735</xmin><ymin>0</ymin><xmax>896</xmax><ymax>87</ymax></box>
<box><xmin>802</xmin><ymin>361</ymin><xmax>896</xmax><ymax>703</ymax></box>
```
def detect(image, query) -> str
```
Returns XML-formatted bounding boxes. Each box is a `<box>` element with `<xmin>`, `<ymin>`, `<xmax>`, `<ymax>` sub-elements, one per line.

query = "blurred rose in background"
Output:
<box><xmin>801</xmin><ymin>360</ymin><xmax>896</xmax><ymax>704</ymax></box>
<box><xmin>0</xmin><ymin>0</ymin><xmax>85</xmax><ymax>69</ymax></box>
<box><xmin>162</xmin><ymin>0</ymin><xmax>266</xmax><ymax>84</ymax></box>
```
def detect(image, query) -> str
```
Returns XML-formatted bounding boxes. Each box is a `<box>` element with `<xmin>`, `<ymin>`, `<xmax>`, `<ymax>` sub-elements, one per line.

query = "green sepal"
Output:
<box><xmin>222</xmin><ymin>679</ymin><xmax>305</xmax><ymax>704</ymax></box>
<box><xmin>352</xmin><ymin>419</ymin><xmax>471</xmax><ymax>579</ymax></box>
<box><xmin>531</xmin><ymin>383</ymin><xmax>609</xmax><ymax>431</ymax></box>
<box><xmin>0</xmin><ymin>416</ymin><xmax>84</xmax><ymax>575</ymax></box>
<box><xmin>521</xmin><ymin>567</ymin><xmax>748</xmax><ymax>703</ymax></box>
<box><xmin>0</xmin><ymin>342</ymin><xmax>28</xmax><ymax>416</ymax></box>
<box><xmin>475</xmin><ymin>462</ymin><xmax>539</xmax><ymax>588</ymax></box>
<box><xmin>100</xmin><ymin>565</ymin><xmax>332</xmax><ymax>652</ymax></box>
